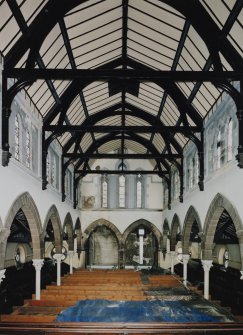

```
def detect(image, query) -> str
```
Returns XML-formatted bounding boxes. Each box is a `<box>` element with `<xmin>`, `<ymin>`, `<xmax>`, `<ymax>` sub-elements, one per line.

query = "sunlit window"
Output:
<box><xmin>174</xmin><ymin>170</ymin><xmax>180</xmax><ymax>199</ymax></box>
<box><xmin>217</xmin><ymin>129</ymin><xmax>221</xmax><ymax>169</ymax></box>
<box><xmin>136</xmin><ymin>174</ymin><xmax>142</xmax><ymax>208</ymax></box>
<box><xmin>189</xmin><ymin>159</ymin><xmax>193</xmax><ymax>189</ymax></box>
<box><xmin>119</xmin><ymin>175</ymin><xmax>126</xmax><ymax>208</ymax></box>
<box><xmin>227</xmin><ymin>118</ymin><xmax>233</xmax><ymax>161</ymax></box>
<box><xmin>25</xmin><ymin>129</ymin><xmax>31</xmax><ymax>168</ymax></box>
<box><xmin>14</xmin><ymin>115</ymin><xmax>20</xmax><ymax>161</ymax></box>
<box><xmin>51</xmin><ymin>157</ymin><xmax>56</xmax><ymax>187</ymax></box>
<box><xmin>101</xmin><ymin>175</ymin><xmax>108</xmax><ymax>208</ymax></box>
<box><xmin>46</xmin><ymin>152</ymin><xmax>50</xmax><ymax>182</ymax></box>
<box><xmin>194</xmin><ymin>152</ymin><xmax>199</xmax><ymax>185</ymax></box>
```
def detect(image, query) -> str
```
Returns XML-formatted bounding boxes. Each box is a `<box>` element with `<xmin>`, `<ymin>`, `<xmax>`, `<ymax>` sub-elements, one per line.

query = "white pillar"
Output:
<box><xmin>138</xmin><ymin>229</ymin><xmax>145</xmax><ymax>265</ymax></box>
<box><xmin>0</xmin><ymin>269</ymin><xmax>6</xmax><ymax>285</ymax></box>
<box><xmin>68</xmin><ymin>251</ymin><xmax>75</xmax><ymax>274</ymax></box>
<box><xmin>53</xmin><ymin>253</ymin><xmax>63</xmax><ymax>286</ymax></box>
<box><xmin>170</xmin><ymin>251</ymin><xmax>176</xmax><ymax>274</ymax></box>
<box><xmin>32</xmin><ymin>259</ymin><xmax>44</xmax><ymax>300</ymax></box>
<box><xmin>202</xmin><ymin>260</ymin><xmax>213</xmax><ymax>300</ymax></box>
<box><xmin>182</xmin><ymin>254</ymin><xmax>190</xmax><ymax>287</ymax></box>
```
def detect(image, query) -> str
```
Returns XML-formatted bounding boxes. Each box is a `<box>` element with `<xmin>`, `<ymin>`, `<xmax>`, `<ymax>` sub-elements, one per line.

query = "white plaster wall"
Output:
<box><xmin>162</xmin><ymin>160</ymin><xmax>243</xmax><ymax>230</ymax></box>
<box><xmin>146</xmin><ymin>175</ymin><xmax>163</xmax><ymax>209</ymax></box>
<box><xmin>0</xmin><ymin>158</ymin><xmax>79</xmax><ymax>229</ymax></box>
<box><xmin>81</xmin><ymin>209</ymin><xmax>163</xmax><ymax>233</ymax></box>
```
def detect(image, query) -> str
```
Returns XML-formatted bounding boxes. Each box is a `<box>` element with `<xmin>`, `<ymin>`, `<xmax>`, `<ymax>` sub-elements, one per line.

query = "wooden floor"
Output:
<box><xmin>1</xmin><ymin>269</ymin><xmax>243</xmax><ymax>335</ymax></box>
<box><xmin>0</xmin><ymin>269</ymin><xmax>181</xmax><ymax>323</ymax></box>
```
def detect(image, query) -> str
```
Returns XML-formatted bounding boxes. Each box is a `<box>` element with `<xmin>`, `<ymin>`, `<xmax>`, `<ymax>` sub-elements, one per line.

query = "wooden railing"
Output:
<box><xmin>1</xmin><ymin>321</ymin><xmax>243</xmax><ymax>335</ymax></box>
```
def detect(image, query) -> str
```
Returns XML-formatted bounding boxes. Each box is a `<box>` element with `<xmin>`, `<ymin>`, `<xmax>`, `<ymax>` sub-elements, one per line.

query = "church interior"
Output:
<box><xmin>0</xmin><ymin>0</ymin><xmax>243</xmax><ymax>334</ymax></box>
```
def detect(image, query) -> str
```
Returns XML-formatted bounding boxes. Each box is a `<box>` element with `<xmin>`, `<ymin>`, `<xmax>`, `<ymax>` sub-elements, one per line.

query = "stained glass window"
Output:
<box><xmin>25</xmin><ymin>129</ymin><xmax>31</xmax><ymax>168</ymax></box>
<box><xmin>119</xmin><ymin>175</ymin><xmax>125</xmax><ymax>208</ymax></box>
<box><xmin>102</xmin><ymin>175</ymin><xmax>108</xmax><ymax>208</ymax></box>
<box><xmin>14</xmin><ymin>116</ymin><xmax>20</xmax><ymax>161</ymax></box>
<box><xmin>136</xmin><ymin>174</ymin><xmax>142</xmax><ymax>208</ymax></box>
<box><xmin>227</xmin><ymin>118</ymin><xmax>233</xmax><ymax>161</ymax></box>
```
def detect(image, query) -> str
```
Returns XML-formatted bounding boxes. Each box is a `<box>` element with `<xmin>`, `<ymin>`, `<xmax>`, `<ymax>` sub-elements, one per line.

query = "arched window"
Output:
<box><xmin>217</xmin><ymin>129</ymin><xmax>221</xmax><ymax>169</ymax></box>
<box><xmin>25</xmin><ymin>129</ymin><xmax>31</xmax><ymax>168</ymax></box>
<box><xmin>101</xmin><ymin>175</ymin><xmax>108</xmax><ymax>208</ymax></box>
<box><xmin>174</xmin><ymin>170</ymin><xmax>180</xmax><ymax>199</ymax></box>
<box><xmin>189</xmin><ymin>159</ymin><xmax>193</xmax><ymax>189</ymax></box>
<box><xmin>227</xmin><ymin>118</ymin><xmax>233</xmax><ymax>161</ymax></box>
<box><xmin>14</xmin><ymin>115</ymin><xmax>21</xmax><ymax>161</ymax></box>
<box><xmin>194</xmin><ymin>152</ymin><xmax>199</xmax><ymax>185</ymax></box>
<box><xmin>51</xmin><ymin>157</ymin><xmax>56</xmax><ymax>187</ymax></box>
<box><xmin>136</xmin><ymin>174</ymin><xmax>142</xmax><ymax>208</ymax></box>
<box><xmin>119</xmin><ymin>175</ymin><xmax>126</xmax><ymax>208</ymax></box>
<box><xmin>46</xmin><ymin>152</ymin><xmax>50</xmax><ymax>182</ymax></box>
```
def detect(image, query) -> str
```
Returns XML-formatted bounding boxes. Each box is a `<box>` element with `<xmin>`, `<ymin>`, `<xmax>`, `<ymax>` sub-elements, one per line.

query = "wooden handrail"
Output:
<box><xmin>1</xmin><ymin>322</ymin><xmax>243</xmax><ymax>334</ymax></box>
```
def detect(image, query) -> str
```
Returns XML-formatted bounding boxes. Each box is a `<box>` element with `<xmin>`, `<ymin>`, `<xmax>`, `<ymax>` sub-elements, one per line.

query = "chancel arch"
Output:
<box><xmin>182</xmin><ymin>206</ymin><xmax>202</xmax><ymax>258</ymax></box>
<box><xmin>203</xmin><ymin>194</ymin><xmax>243</xmax><ymax>269</ymax></box>
<box><xmin>84</xmin><ymin>219</ymin><xmax>122</xmax><ymax>268</ymax></box>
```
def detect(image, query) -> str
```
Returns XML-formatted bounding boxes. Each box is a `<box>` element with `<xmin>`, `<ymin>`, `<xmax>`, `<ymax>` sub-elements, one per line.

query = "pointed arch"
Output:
<box><xmin>63</xmin><ymin>213</ymin><xmax>74</xmax><ymax>251</ymax></box>
<box><xmin>203</xmin><ymin>193</ymin><xmax>243</xmax><ymax>260</ymax></box>
<box><xmin>4</xmin><ymin>192</ymin><xmax>42</xmax><ymax>260</ymax></box>
<box><xmin>42</xmin><ymin>205</ymin><xmax>62</xmax><ymax>254</ymax></box>
<box><xmin>122</xmin><ymin>219</ymin><xmax>162</xmax><ymax>247</ymax></box>
<box><xmin>83</xmin><ymin>219</ymin><xmax>122</xmax><ymax>247</ymax></box>
<box><xmin>182</xmin><ymin>206</ymin><xmax>202</xmax><ymax>254</ymax></box>
<box><xmin>170</xmin><ymin>214</ymin><xmax>181</xmax><ymax>252</ymax></box>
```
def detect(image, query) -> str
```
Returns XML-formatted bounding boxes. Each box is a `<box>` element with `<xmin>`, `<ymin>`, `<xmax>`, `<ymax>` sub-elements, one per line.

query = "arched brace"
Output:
<box><xmin>61</xmin><ymin>155</ymin><xmax>66</xmax><ymax>202</ymax></box>
<box><xmin>73</xmin><ymin>132</ymin><xmax>173</xmax><ymax>176</ymax></box>
<box><xmin>189</xmin><ymin>129</ymin><xmax>205</xmax><ymax>191</ymax></box>
<box><xmin>165</xmin><ymin>175</ymin><xmax>172</xmax><ymax>210</ymax></box>
<box><xmin>41</xmin><ymin>131</ymin><xmax>49</xmax><ymax>190</ymax></box>
<box><xmin>1</xmin><ymin>76</ymin><xmax>35</xmax><ymax>166</ymax></box>
<box><xmin>179</xmin><ymin>158</ymin><xmax>184</xmax><ymax>203</ymax></box>
<box><xmin>62</xmin><ymin>102</ymin><xmax>184</xmax><ymax>157</ymax></box>
<box><xmin>73</xmin><ymin>174</ymin><xmax>82</xmax><ymax>209</ymax></box>
<box><xmin>215</xmin><ymin>81</ymin><xmax>243</xmax><ymax>168</ymax></box>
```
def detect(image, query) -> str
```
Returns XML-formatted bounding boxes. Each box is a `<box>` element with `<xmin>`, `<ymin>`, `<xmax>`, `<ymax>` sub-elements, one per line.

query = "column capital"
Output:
<box><xmin>53</xmin><ymin>253</ymin><xmax>65</xmax><ymax>262</ymax></box>
<box><xmin>182</xmin><ymin>254</ymin><xmax>190</xmax><ymax>263</ymax></box>
<box><xmin>0</xmin><ymin>269</ymin><xmax>6</xmax><ymax>284</ymax></box>
<box><xmin>32</xmin><ymin>259</ymin><xmax>44</xmax><ymax>271</ymax></box>
<box><xmin>201</xmin><ymin>259</ymin><xmax>213</xmax><ymax>272</ymax></box>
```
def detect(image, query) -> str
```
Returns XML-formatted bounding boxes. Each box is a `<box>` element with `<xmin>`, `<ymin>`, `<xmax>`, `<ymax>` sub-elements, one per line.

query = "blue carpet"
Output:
<box><xmin>56</xmin><ymin>299</ymin><xmax>235</xmax><ymax>322</ymax></box>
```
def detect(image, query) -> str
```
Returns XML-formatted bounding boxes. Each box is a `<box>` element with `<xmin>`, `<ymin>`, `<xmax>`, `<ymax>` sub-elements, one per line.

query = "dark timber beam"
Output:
<box><xmin>76</xmin><ymin>170</ymin><xmax>168</xmax><ymax>175</ymax></box>
<box><xmin>45</xmin><ymin>125</ymin><xmax>201</xmax><ymax>133</ymax></box>
<box><xmin>4</xmin><ymin>68</ymin><xmax>242</xmax><ymax>82</ymax></box>
<box><xmin>63</xmin><ymin>153</ymin><xmax>182</xmax><ymax>159</ymax></box>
